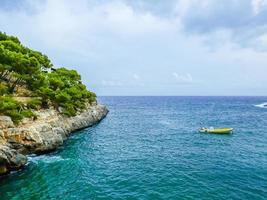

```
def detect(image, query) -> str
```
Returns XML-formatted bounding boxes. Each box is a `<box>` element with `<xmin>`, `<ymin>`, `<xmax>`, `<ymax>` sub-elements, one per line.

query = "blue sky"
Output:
<box><xmin>1</xmin><ymin>0</ymin><xmax>267</xmax><ymax>96</ymax></box>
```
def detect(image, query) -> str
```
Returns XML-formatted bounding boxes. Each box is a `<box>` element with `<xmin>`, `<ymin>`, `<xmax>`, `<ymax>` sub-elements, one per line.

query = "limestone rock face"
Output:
<box><xmin>0</xmin><ymin>144</ymin><xmax>27</xmax><ymax>174</ymax></box>
<box><xmin>0</xmin><ymin>116</ymin><xmax>14</xmax><ymax>129</ymax></box>
<box><xmin>0</xmin><ymin>104</ymin><xmax>108</xmax><ymax>175</ymax></box>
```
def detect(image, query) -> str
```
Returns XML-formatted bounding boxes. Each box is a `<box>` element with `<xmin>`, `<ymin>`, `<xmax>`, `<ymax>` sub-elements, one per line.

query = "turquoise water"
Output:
<box><xmin>1</xmin><ymin>96</ymin><xmax>267</xmax><ymax>200</ymax></box>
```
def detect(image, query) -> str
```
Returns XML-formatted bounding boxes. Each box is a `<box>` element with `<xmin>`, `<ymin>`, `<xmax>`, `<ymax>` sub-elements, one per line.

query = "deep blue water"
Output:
<box><xmin>1</xmin><ymin>96</ymin><xmax>267</xmax><ymax>200</ymax></box>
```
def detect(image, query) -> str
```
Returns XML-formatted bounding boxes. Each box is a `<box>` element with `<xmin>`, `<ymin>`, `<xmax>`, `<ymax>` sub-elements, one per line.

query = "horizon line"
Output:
<box><xmin>98</xmin><ymin>95</ymin><xmax>267</xmax><ymax>97</ymax></box>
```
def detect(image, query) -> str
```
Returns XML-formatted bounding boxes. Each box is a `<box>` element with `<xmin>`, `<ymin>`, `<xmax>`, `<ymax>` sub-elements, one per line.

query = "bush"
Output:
<box><xmin>62</xmin><ymin>103</ymin><xmax>76</xmax><ymax>117</ymax></box>
<box><xmin>0</xmin><ymin>82</ymin><xmax>8</xmax><ymax>95</ymax></box>
<box><xmin>27</xmin><ymin>98</ymin><xmax>42</xmax><ymax>109</ymax></box>
<box><xmin>21</xmin><ymin>109</ymin><xmax>36</xmax><ymax>118</ymax></box>
<box><xmin>35</xmin><ymin>68</ymin><xmax>97</xmax><ymax>116</ymax></box>
<box><xmin>5</xmin><ymin>110</ymin><xmax>23</xmax><ymax>124</ymax></box>
<box><xmin>0</xmin><ymin>96</ymin><xmax>37</xmax><ymax>123</ymax></box>
<box><xmin>0</xmin><ymin>96</ymin><xmax>24</xmax><ymax>124</ymax></box>
<box><xmin>0</xmin><ymin>96</ymin><xmax>21</xmax><ymax>112</ymax></box>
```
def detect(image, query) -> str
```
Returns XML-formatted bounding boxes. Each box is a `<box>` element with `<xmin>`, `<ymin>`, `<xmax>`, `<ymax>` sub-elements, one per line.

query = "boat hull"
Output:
<box><xmin>199</xmin><ymin>128</ymin><xmax>233</xmax><ymax>134</ymax></box>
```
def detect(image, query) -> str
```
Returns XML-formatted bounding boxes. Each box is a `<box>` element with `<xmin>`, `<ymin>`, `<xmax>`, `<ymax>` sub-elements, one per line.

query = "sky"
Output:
<box><xmin>0</xmin><ymin>0</ymin><xmax>267</xmax><ymax>96</ymax></box>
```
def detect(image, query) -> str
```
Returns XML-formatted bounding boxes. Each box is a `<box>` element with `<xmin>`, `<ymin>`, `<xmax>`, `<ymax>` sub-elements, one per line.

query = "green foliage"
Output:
<box><xmin>0</xmin><ymin>96</ymin><xmax>22</xmax><ymax>123</ymax></box>
<box><xmin>35</xmin><ymin>67</ymin><xmax>96</xmax><ymax>116</ymax></box>
<box><xmin>62</xmin><ymin>103</ymin><xmax>76</xmax><ymax>117</ymax></box>
<box><xmin>0</xmin><ymin>96</ymin><xmax>38</xmax><ymax>123</ymax></box>
<box><xmin>26</xmin><ymin>98</ymin><xmax>42</xmax><ymax>109</ymax></box>
<box><xmin>6</xmin><ymin>110</ymin><xmax>23</xmax><ymax>124</ymax></box>
<box><xmin>21</xmin><ymin>109</ymin><xmax>36</xmax><ymax>118</ymax></box>
<box><xmin>0</xmin><ymin>96</ymin><xmax>21</xmax><ymax>111</ymax></box>
<box><xmin>0</xmin><ymin>31</ymin><xmax>53</xmax><ymax>92</ymax></box>
<box><xmin>0</xmin><ymin>32</ymin><xmax>20</xmax><ymax>44</ymax></box>
<box><xmin>0</xmin><ymin>82</ymin><xmax>8</xmax><ymax>95</ymax></box>
<box><xmin>0</xmin><ymin>32</ymin><xmax>96</xmax><ymax>123</ymax></box>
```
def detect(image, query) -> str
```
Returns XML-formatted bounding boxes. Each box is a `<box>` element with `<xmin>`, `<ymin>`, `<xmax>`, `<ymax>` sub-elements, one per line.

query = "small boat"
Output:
<box><xmin>255</xmin><ymin>102</ymin><xmax>267</xmax><ymax>108</ymax></box>
<box><xmin>199</xmin><ymin>127</ymin><xmax>233</xmax><ymax>134</ymax></box>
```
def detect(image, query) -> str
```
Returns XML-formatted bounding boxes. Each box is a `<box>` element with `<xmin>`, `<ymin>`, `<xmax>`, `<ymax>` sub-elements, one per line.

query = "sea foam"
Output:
<box><xmin>28</xmin><ymin>155</ymin><xmax>68</xmax><ymax>164</ymax></box>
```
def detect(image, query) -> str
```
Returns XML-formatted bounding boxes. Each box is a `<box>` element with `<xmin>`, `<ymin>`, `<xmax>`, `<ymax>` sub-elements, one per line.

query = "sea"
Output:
<box><xmin>0</xmin><ymin>96</ymin><xmax>267</xmax><ymax>200</ymax></box>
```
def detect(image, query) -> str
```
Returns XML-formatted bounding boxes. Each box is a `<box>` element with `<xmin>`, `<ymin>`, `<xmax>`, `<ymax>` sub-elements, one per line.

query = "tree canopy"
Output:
<box><xmin>0</xmin><ymin>31</ymin><xmax>96</xmax><ymax>122</ymax></box>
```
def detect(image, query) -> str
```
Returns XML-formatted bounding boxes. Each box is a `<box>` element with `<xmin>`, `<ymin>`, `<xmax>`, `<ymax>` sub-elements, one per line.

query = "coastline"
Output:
<box><xmin>0</xmin><ymin>104</ymin><xmax>108</xmax><ymax>176</ymax></box>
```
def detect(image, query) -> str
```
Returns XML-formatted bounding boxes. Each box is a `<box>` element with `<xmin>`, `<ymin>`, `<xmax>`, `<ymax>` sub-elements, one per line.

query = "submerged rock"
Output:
<box><xmin>0</xmin><ymin>104</ymin><xmax>108</xmax><ymax>175</ymax></box>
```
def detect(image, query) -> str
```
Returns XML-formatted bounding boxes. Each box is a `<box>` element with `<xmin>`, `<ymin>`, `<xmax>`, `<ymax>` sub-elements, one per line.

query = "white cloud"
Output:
<box><xmin>172</xmin><ymin>72</ymin><xmax>193</xmax><ymax>84</ymax></box>
<box><xmin>101</xmin><ymin>77</ymin><xmax>145</xmax><ymax>88</ymax></box>
<box><xmin>99</xmin><ymin>2</ymin><xmax>175</xmax><ymax>36</ymax></box>
<box><xmin>251</xmin><ymin>0</ymin><xmax>267</xmax><ymax>14</ymax></box>
<box><xmin>1</xmin><ymin>0</ymin><xmax>174</xmax><ymax>46</ymax></box>
<box><xmin>258</xmin><ymin>33</ymin><xmax>267</xmax><ymax>43</ymax></box>
<box><xmin>1</xmin><ymin>3</ymin><xmax>165</xmax><ymax>66</ymax></box>
<box><xmin>1</xmin><ymin>0</ymin><xmax>267</xmax><ymax>95</ymax></box>
<box><xmin>101</xmin><ymin>80</ymin><xmax>123</xmax><ymax>87</ymax></box>
<box><xmin>2</xmin><ymin>0</ymin><xmax>267</xmax><ymax>53</ymax></box>
<box><xmin>173</xmin><ymin>0</ymin><xmax>267</xmax><ymax>51</ymax></box>
<box><xmin>133</xmin><ymin>73</ymin><xmax>140</xmax><ymax>80</ymax></box>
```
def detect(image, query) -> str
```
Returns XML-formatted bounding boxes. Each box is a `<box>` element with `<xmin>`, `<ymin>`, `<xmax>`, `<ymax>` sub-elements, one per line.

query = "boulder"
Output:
<box><xmin>0</xmin><ymin>116</ymin><xmax>14</xmax><ymax>129</ymax></box>
<box><xmin>0</xmin><ymin>144</ymin><xmax>27</xmax><ymax>175</ymax></box>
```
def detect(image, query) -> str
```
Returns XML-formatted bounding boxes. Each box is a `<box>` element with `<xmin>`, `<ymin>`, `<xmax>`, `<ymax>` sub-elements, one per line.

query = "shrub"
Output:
<box><xmin>0</xmin><ymin>82</ymin><xmax>8</xmax><ymax>95</ymax></box>
<box><xmin>26</xmin><ymin>98</ymin><xmax>42</xmax><ymax>109</ymax></box>
<box><xmin>0</xmin><ymin>96</ymin><xmax>37</xmax><ymax>123</ymax></box>
<box><xmin>5</xmin><ymin>110</ymin><xmax>23</xmax><ymax>124</ymax></box>
<box><xmin>62</xmin><ymin>103</ymin><xmax>76</xmax><ymax>117</ymax></box>
<box><xmin>0</xmin><ymin>96</ymin><xmax>21</xmax><ymax>112</ymax></box>
<box><xmin>21</xmin><ymin>109</ymin><xmax>36</xmax><ymax>118</ymax></box>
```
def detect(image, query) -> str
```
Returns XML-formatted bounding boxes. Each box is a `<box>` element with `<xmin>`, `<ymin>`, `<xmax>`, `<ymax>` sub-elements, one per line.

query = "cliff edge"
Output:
<box><xmin>0</xmin><ymin>104</ymin><xmax>108</xmax><ymax>175</ymax></box>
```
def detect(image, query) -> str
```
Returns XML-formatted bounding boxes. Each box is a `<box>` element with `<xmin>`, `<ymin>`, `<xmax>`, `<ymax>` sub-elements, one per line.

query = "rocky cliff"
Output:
<box><xmin>0</xmin><ymin>104</ymin><xmax>108</xmax><ymax>175</ymax></box>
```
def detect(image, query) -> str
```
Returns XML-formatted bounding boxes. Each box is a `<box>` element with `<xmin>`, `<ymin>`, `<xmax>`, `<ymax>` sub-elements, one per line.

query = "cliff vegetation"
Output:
<box><xmin>0</xmin><ymin>32</ymin><xmax>96</xmax><ymax>123</ymax></box>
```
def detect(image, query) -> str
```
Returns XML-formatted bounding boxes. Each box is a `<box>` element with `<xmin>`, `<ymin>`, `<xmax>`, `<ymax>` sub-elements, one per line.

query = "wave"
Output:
<box><xmin>28</xmin><ymin>155</ymin><xmax>68</xmax><ymax>164</ymax></box>
<box><xmin>254</xmin><ymin>102</ymin><xmax>267</xmax><ymax>108</ymax></box>
<box><xmin>158</xmin><ymin>120</ymin><xmax>171</xmax><ymax>125</ymax></box>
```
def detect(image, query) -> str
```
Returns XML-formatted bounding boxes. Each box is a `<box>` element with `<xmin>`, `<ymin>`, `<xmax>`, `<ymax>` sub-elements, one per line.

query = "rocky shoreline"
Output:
<box><xmin>0</xmin><ymin>104</ymin><xmax>108</xmax><ymax>176</ymax></box>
